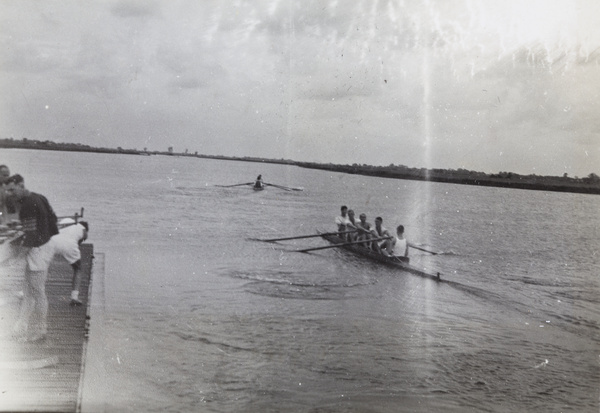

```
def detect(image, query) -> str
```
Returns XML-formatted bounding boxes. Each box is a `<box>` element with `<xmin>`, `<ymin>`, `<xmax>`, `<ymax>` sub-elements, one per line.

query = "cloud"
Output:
<box><xmin>0</xmin><ymin>41</ymin><xmax>61</xmax><ymax>74</ymax></box>
<box><xmin>169</xmin><ymin>77</ymin><xmax>203</xmax><ymax>91</ymax></box>
<box><xmin>0</xmin><ymin>0</ymin><xmax>599</xmax><ymax>176</ymax></box>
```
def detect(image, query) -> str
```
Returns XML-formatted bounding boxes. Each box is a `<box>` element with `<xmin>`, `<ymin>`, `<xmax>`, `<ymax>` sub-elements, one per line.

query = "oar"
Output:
<box><xmin>58</xmin><ymin>207</ymin><xmax>85</xmax><ymax>222</ymax></box>
<box><xmin>264</xmin><ymin>183</ymin><xmax>290</xmax><ymax>191</ymax></box>
<box><xmin>409</xmin><ymin>244</ymin><xmax>439</xmax><ymax>255</ymax></box>
<box><xmin>260</xmin><ymin>230</ymin><xmax>357</xmax><ymax>242</ymax></box>
<box><xmin>298</xmin><ymin>236</ymin><xmax>392</xmax><ymax>253</ymax></box>
<box><xmin>215</xmin><ymin>182</ymin><xmax>253</xmax><ymax>188</ymax></box>
<box><xmin>265</xmin><ymin>183</ymin><xmax>304</xmax><ymax>191</ymax></box>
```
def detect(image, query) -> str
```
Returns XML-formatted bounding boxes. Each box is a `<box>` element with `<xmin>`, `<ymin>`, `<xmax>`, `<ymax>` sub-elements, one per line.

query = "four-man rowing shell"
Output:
<box><xmin>318</xmin><ymin>231</ymin><xmax>441</xmax><ymax>281</ymax></box>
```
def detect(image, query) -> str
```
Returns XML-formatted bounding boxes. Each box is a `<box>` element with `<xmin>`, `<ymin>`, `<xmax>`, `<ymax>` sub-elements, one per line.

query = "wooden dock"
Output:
<box><xmin>0</xmin><ymin>243</ymin><xmax>94</xmax><ymax>412</ymax></box>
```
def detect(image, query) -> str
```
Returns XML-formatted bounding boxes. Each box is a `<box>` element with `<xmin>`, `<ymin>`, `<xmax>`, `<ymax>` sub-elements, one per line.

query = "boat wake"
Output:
<box><xmin>224</xmin><ymin>268</ymin><xmax>375</xmax><ymax>301</ymax></box>
<box><xmin>226</xmin><ymin>268</ymin><xmax>373</xmax><ymax>289</ymax></box>
<box><xmin>227</xmin><ymin>269</ymin><xmax>318</xmax><ymax>287</ymax></box>
<box><xmin>244</xmin><ymin>281</ymin><xmax>371</xmax><ymax>301</ymax></box>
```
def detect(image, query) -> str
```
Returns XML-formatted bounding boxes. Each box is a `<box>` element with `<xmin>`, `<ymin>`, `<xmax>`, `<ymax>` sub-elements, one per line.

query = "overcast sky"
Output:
<box><xmin>1</xmin><ymin>0</ymin><xmax>598</xmax><ymax>176</ymax></box>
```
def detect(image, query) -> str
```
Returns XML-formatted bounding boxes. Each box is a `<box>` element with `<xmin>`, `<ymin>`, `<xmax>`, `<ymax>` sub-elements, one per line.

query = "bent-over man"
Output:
<box><xmin>52</xmin><ymin>218</ymin><xmax>89</xmax><ymax>306</ymax></box>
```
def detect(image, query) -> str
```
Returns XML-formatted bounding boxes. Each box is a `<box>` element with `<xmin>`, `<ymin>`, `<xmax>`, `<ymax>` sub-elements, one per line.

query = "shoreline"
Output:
<box><xmin>2</xmin><ymin>143</ymin><xmax>599</xmax><ymax>195</ymax></box>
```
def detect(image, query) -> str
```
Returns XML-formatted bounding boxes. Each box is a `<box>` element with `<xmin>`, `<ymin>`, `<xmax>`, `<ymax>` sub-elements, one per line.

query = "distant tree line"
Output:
<box><xmin>0</xmin><ymin>137</ymin><xmax>141</xmax><ymax>155</ymax></box>
<box><xmin>294</xmin><ymin>162</ymin><xmax>600</xmax><ymax>194</ymax></box>
<box><xmin>1</xmin><ymin>137</ymin><xmax>598</xmax><ymax>194</ymax></box>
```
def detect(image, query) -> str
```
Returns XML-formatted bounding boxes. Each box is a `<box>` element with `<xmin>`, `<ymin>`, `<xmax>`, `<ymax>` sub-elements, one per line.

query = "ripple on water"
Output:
<box><xmin>221</xmin><ymin>267</ymin><xmax>376</xmax><ymax>300</ymax></box>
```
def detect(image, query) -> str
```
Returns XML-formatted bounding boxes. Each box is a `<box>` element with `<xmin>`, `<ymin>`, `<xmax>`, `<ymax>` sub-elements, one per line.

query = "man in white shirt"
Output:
<box><xmin>52</xmin><ymin>218</ymin><xmax>89</xmax><ymax>306</ymax></box>
<box><xmin>383</xmin><ymin>225</ymin><xmax>409</xmax><ymax>258</ymax></box>
<box><xmin>335</xmin><ymin>205</ymin><xmax>350</xmax><ymax>231</ymax></box>
<box><xmin>335</xmin><ymin>205</ymin><xmax>357</xmax><ymax>240</ymax></box>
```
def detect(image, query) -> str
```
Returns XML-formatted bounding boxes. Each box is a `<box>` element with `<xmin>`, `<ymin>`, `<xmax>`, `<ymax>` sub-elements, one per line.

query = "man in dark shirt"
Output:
<box><xmin>5</xmin><ymin>174</ymin><xmax>58</xmax><ymax>342</ymax></box>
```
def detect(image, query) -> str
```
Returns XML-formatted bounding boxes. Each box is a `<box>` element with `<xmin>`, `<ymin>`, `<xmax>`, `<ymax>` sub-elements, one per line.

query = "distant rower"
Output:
<box><xmin>254</xmin><ymin>175</ymin><xmax>264</xmax><ymax>189</ymax></box>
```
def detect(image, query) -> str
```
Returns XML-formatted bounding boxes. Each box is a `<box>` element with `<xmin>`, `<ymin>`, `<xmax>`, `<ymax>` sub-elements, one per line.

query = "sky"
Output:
<box><xmin>1</xmin><ymin>0</ymin><xmax>599</xmax><ymax>177</ymax></box>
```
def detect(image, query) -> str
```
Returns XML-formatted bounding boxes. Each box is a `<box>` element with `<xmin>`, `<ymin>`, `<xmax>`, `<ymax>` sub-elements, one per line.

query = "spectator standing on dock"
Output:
<box><xmin>52</xmin><ymin>218</ymin><xmax>89</xmax><ymax>306</ymax></box>
<box><xmin>0</xmin><ymin>165</ymin><xmax>11</xmax><ymax>224</ymax></box>
<box><xmin>5</xmin><ymin>174</ymin><xmax>58</xmax><ymax>342</ymax></box>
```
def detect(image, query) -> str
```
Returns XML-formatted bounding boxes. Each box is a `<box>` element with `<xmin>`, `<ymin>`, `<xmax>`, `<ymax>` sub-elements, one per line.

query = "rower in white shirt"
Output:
<box><xmin>334</xmin><ymin>205</ymin><xmax>357</xmax><ymax>240</ymax></box>
<box><xmin>382</xmin><ymin>225</ymin><xmax>409</xmax><ymax>258</ymax></box>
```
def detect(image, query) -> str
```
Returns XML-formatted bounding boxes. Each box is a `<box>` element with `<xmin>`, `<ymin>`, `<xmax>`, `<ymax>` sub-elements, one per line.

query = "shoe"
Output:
<box><xmin>70</xmin><ymin>299</ymin><xmax>83</xmax><ymax>307</ymax></box>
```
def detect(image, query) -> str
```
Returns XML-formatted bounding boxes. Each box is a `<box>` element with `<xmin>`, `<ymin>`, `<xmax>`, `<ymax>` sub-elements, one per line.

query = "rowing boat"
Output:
<box><xmin>318</xmin><ymin>231</ymin><xmax>441</xmax><ymax>281</ymax></box>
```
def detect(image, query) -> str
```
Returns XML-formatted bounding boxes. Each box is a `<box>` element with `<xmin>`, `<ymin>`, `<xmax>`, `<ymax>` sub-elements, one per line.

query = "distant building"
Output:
<box><xmin>168</xmin><ymin>146</ymin><xmax>173</xmax><ymax>154</ymax></box>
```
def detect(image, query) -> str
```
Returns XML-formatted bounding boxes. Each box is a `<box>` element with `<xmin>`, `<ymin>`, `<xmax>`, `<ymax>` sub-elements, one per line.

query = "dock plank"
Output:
<box><xmin>0</xmin><ymin>243</ymin><xmax>94</xmax><ymax>412</ymax></box>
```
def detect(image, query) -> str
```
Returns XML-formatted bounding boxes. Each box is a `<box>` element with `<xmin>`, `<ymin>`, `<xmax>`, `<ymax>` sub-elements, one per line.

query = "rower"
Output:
<box><xmin>383</xmin><ymin>225</ymin><xmax>409</xmax><ymax>258</ymax></box>
<box><xmin>335</xmin><ymin>205</ymin><xmax>356</xmax><ymax>240</ymax></box>
<box><xmin>347</xmin><ymin>209</ymin><xmax>358</xmax><ymax>241</ymax></box>
<box><xmin>356</xmin><ymin>213</ymin><xmax>373</xmax><ymax>247</ymax></box>
<box><xmin>254</xmin><ymin>175</ymin><xmax>264</xmax><ymax>189</ymax></box>
<box><xmin>371</xmin><ymin>216</ymin><xmax>392</xmax><ymax>254</ymax></box>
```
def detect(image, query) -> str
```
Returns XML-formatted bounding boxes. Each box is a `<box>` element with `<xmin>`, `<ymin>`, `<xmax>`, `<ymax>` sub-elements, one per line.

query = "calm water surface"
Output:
<box><xmin>2</xmin><ymin>149</ymin><xmax>599</xmax><ymax>412</ymax></box>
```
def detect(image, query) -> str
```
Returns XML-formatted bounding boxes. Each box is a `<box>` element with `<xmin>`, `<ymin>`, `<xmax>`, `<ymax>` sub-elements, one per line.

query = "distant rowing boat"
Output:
<box><xmin>216</xmin><ymin>182</ymin><xmax>303</xmax><ymax>191</ymax></box>
<box><xmin>318</xmin><ymin>231</ymin><xmax>441</xmax><ymax>281</ymax></box>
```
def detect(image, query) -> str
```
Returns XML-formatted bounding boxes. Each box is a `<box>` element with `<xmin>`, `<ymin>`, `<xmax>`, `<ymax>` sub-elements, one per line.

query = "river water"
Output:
<box><xmin>2</xmin><ymin>149</ymin><xmax>598</xmax><ymax>412</ymax></box>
